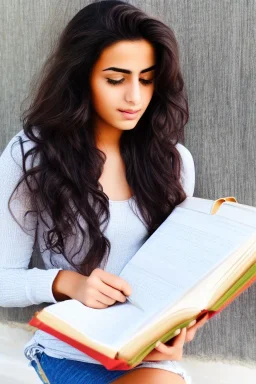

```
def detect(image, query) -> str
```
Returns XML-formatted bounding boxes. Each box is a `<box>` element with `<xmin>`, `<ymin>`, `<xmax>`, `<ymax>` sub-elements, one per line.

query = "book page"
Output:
<box><xmin>44</xmin><ymin>299</ymin><xmax>147</xmax><ymax>349</ymax></box>
<box><xmin>119</xmin><ymin>207</ymin><xmax>256</xmax><ymax>318</ymax></box>
<box><xmin>216</xmin><ymin>202</ymin><xmax>256</xmax><ymax>227</ymax></box>
<box><xmin>177</xmin><ymin>197</ymin><xmax>214</xmax><ymax>214</ymax></box>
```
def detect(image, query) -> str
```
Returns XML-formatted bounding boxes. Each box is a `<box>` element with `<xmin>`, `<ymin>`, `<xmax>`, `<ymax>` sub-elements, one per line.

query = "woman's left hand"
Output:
<box><xmin>143</xmin><ymin>313</ymin><xmax>209</xmax><ymax>362</ymax></box>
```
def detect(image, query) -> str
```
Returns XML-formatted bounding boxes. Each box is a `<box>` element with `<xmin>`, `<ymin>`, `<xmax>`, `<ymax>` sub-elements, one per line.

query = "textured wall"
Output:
<box><xmin>0</xmin><ymin>0</ymin><xmax>255</xmax><ymax>363</ymax></box>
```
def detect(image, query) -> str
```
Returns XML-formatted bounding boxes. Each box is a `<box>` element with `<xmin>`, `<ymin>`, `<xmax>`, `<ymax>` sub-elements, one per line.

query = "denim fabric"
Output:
<box><xmin>26</xmin><ymin>343</ymin><xmax>192</xmax><ymax>383</ymax></box>
<box><xmin>30</xmin><ymin>351</ymin><xmax>129</xmax><ymax>384</ymax></box>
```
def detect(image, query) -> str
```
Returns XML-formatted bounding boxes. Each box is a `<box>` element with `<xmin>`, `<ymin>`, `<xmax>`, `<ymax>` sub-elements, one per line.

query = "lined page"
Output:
<box><xmin>119</xmin><ymin>207</ymin><xmax>256</xmax><ymax>316</ymax></box>
<box><xmin>216</xmin><ymin>202</ymin><xmax>256</xmax><ymax>227</ymax></box>
<box><xmin>177</xmin><ymin>197</ymin><xmax>214</xmax><ymax>214</ymax></box>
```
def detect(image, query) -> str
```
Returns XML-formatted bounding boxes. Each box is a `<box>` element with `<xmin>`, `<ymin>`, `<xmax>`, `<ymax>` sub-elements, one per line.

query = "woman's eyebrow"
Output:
<box><xmin>102</xmin><ymin>65</ymin><xmax>156</xmax><ymax>74</ymax></box>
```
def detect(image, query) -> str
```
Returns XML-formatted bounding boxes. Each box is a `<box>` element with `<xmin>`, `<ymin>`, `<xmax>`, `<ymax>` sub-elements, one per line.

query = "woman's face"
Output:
<box><xmin>90</xmin><ymin>39</ymin><xmax>155</xmax><ymax>133</ymax></box>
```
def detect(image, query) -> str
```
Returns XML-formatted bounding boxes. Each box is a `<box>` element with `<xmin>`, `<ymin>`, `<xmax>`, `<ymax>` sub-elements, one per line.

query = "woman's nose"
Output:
<box><xmin>124</xmin><ymin>80</ymin><xmax>142</xmax><ymax>105</ymax></box>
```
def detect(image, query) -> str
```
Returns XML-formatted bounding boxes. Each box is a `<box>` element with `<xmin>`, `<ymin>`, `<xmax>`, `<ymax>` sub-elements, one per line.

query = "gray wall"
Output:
<box><xmin>0</xmin><ymin>0</ymin><xmax>255</xmax><ymax>363</ymax></box>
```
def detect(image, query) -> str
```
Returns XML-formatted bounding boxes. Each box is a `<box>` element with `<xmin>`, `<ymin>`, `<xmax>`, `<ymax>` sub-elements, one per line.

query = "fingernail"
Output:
<box><xmin>155</xmin><ymin>340</ymin><xmax>161</xmax><ymax>347</ymax></box>
<box><xmin>188</xmin><ymin>320</ymin><xmax>197</xmax><ymax>328</ymax></box>
<box><xmin>174</xmin><ymin>328</ymin><xmax>181</xmax><ymax>336</ymax></box>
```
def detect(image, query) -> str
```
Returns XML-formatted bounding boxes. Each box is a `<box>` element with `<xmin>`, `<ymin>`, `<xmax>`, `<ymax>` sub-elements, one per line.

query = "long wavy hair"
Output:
<box><xmin>10</xmin><ymin>0</ymin><xmax>188</xmax><ymax>275</ymax></box>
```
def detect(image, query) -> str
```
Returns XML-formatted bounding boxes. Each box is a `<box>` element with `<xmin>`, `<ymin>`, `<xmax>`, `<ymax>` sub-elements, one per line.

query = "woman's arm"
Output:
<box><xmin>0</xmin><ymin>130</ymin><xmax>62</xmax><ymax>307</ymax></box>
<box><xmin>52</xmin><ymin>270</ymin><xmax>82</xmax><ymax>301</ymax></box>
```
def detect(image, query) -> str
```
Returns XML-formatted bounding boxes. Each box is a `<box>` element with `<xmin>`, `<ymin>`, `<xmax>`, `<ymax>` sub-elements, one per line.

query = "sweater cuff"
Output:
<box><xmin>26</xmin><ymin>268</ymin><xmax>63</xmax><ymax>305</ymax></box>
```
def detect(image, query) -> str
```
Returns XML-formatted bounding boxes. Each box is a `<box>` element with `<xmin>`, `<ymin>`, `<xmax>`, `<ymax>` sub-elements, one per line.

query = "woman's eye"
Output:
<box><xmin>140</xmin><ymin>79</ymin><xmax>154</xmax><ymax>85</ymax></box>
<box><xmin>106</xmin><ymin>78</ymin><xmax>154</xmax><ymax>86</ymax></box>
<box><xmin>107</xmin><ymin>78</ymin><xmax>125</xmax><ymax>85</ymax></box>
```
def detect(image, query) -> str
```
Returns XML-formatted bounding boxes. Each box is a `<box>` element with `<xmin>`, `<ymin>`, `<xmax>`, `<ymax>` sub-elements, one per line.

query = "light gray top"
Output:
<box><xmin>0</xmin><ymin>129</ymin><xmax>195</xmax><ymax>364</ymax></box>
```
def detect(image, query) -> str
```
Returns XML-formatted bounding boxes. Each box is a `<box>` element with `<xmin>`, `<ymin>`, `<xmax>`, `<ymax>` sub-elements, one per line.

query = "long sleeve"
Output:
<box><xmin>176</xmin><ymin>143</ymin><xmax>195</xmax><ymax>197</ymax></box>
<box><xmin>0</xmin><ymin>130</ymin><xmax>61</xmax><ymax>307</ymax></box>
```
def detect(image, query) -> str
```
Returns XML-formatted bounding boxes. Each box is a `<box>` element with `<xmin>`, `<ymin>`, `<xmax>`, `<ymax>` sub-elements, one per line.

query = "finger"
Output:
<box><xmin>187</xmin><ymin>319</ymin><xmax>197</xmax><ymax>328</ymax></box>
<box><xmin>97</xmin><ymin>280</ymin><xmax>127</xmax><ymax>303</ymax></box>
<box><xmin>188</xmin><ymin>313</ymin><xmax>209</xmax><ymax>332</ymax></box>
<box><xmin>154</xmin><ymin>341</ymin><xmax>173</xmax><ymax>355</ymax></box>
<box><xmin>166</xmin><ymin>328</ymin><xmax>185</xmax><ymax>346</ymax></box>
<box><xmin>185</xmin><ymin>327</ymin><xmax>197</xmax><ymax>342</ymax></box>
<box><xmin>154</xmin><ymin>342</ymin><xmax>182</xmax><ymax>360</ymax></box>
<box><xmin>155</xmin><ymin>328</ymin><xmax>186</xmax><ymax>353</ymax></box>
<box><xmin>98</xmin><ymin>270</ymin><xmax>132</xmax><ymax>296</ymax></box>
<box><xmin>94</xmin><ymin>290</ymin><xmax>117</xmax><ymax>306</ymax></box>
<box><xmin>186</xmin><ymin>314</ymin><xmax>210</xmax><ymax>342</ymax></box>
<box><xmin>170</xmin><ymin>327</ymin><xmax>187</xmax><ymax>348</ymax></box>
<box><xmin>190</xmin><ymin>313</ymin><xmax>210</xmax><ymax>332</ymax></box>
<box><xmin>196</xmin><ymin>313</ymin><xmax>210</xmax><ymax>327</ymax></box>
<box><xmin>165</xmin><ymin>328</ymin><xmax>182</xmax><ymax>346</ymax></box>
<box><xmin>92</xmin><ymin>300</ymin><xmax>109</xmax><ymax>309</ymax></box>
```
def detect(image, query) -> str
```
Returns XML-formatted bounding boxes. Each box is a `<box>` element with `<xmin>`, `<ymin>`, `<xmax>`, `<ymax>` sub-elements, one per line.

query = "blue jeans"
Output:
<box><xmin>30</xmin><ymin>350</ymin><xmax>129</xmax><ymax>384</ymax></box>
<box><xmin>25</xmin><ymin>343</ymin><xmax>192</xmax><ymax>383</ymax></box>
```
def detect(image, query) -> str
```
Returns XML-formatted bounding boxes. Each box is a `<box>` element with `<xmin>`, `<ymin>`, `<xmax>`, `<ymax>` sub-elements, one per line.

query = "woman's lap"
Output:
<box><xmin>29</xmin><ymin>351</ymin><xmax>192</xmax><ymax>384</ymax></box>
<box><xmin>30</xmin><ymin>352</ymin><xmax>127</xmax><ymax>384</ymax></box>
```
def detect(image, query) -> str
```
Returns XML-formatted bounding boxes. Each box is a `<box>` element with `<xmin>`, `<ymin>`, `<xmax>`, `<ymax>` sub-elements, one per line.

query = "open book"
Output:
<box><xmin>29</xmin><ymin>196</ymin><xmax>256</xmax><ymax>370</ymax></box>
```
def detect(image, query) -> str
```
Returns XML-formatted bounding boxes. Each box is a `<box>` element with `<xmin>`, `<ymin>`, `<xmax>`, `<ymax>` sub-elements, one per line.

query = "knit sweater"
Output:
<box><xmin>0</xmin><ymin>129</ymin><xmax>195</xmax><ymax>363</ymax></box>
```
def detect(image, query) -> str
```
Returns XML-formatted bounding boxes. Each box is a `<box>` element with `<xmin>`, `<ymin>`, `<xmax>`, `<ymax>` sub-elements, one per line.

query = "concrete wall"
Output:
<box><xmin>0</xmin><ymin>0</ymin><xmax>255</xmax><ymax>365</ymax></box>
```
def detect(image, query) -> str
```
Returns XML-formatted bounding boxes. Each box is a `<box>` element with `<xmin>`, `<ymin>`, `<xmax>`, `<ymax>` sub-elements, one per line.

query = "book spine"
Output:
<box><xmin>29</xmin><ymin>317</ymin><xmax>132</xmax><ymax>371</ymax></box>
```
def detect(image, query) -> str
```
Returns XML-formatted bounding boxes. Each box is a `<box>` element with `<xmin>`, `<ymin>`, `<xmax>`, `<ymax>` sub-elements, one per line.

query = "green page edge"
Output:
<box><xmin>127</xmin><ymin>263</ymin><xmax>256</xmax><ymax>366</ymax></box>
<box><xmin>209</xmin><ymin>262</ymin><xmax>256</xmax><ymax>311</ymax></box>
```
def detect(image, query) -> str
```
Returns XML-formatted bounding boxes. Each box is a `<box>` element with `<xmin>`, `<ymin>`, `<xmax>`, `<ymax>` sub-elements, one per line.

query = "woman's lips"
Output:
<box><xmin>118</xmin><ymin>109</ymin><xmax>141</xmax><ymax>120</ymax></box>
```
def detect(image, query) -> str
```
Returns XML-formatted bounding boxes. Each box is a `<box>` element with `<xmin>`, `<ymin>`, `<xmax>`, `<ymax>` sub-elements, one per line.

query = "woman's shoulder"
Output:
<box><xmin>175</xmin><ymin>142</ymin><xmax>195</xmax><ymax>197</ymax></box>
<box><xmin>0</xmin><ymin>127</ymin><xmax>39</xmax><ymax>178</ymax></box>
<box><xmin>1</xmin><ymin>127</ymin><xmax>38</xmax><ymax>162</ymax></box>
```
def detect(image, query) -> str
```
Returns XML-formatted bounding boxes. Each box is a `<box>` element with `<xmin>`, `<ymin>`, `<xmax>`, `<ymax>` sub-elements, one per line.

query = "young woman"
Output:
<box><xmin>0</xmin><ymin>1</ymin><xmax>209</xmax><ymax>383</ymax></box>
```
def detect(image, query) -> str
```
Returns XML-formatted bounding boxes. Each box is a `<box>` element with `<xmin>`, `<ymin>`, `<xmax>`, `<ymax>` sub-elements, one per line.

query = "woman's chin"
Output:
<box><xmin>113</xmin><ymin>121</ymin><xmax>139</xmax><ymax>131</ymax></box>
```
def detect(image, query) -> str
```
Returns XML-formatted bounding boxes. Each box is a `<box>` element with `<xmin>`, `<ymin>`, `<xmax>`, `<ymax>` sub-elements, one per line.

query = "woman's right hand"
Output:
<box><xmin>72</xmin><ymin>268</ymin><xmax>132</xmax><ymax>308</ymax></box>
<box><xmin>54</xmin><ymin>268</ymin><xmax>132</xmax><ymax>309</ymax></box>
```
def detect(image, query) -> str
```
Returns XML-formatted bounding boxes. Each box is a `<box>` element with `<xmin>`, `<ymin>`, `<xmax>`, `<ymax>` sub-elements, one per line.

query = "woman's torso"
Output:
<box><xmin>23</xmin><ymin>132</ymin><xmax>195</xmax><ymax>363</ymax></box>
<box><xmin>25</xmin><ymin>196</ymin><xmax>149</xmax><ymax>363</ymax></box>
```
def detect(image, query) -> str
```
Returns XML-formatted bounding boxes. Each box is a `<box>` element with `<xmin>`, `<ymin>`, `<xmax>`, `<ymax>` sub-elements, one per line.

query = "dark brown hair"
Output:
<box><xmin>10</xmin><ymin>0</ymin><xmax>188</xmax><ymax>275</ymax></box>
